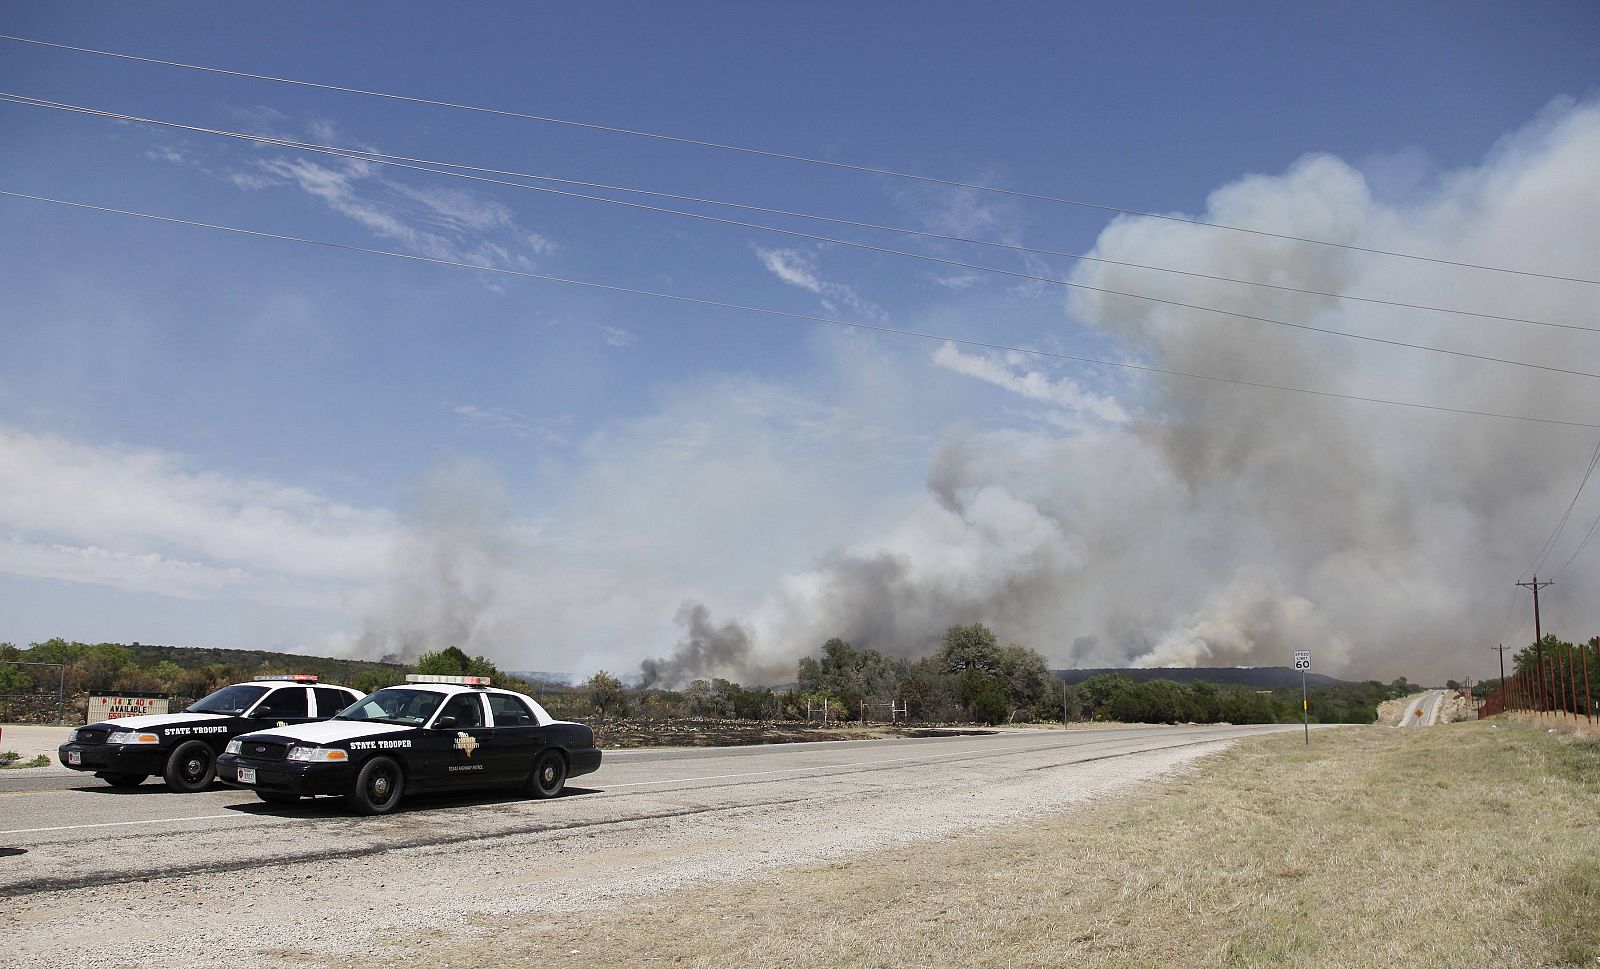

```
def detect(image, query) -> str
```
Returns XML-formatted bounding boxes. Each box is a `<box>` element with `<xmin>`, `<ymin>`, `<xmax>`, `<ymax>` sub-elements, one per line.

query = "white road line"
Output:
<box><xmin>0</xmin><ymin>814</ymin><xmax>241</xmax><ymax>836</ymax></box>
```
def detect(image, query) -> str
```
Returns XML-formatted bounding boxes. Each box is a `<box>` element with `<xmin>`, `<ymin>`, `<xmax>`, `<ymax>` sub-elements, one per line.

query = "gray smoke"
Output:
<box><xmin>639</xmin><ymin>601</ymin><xmax>757</xmax><ymax>688</ymax></box>
<box><xmin>357</xmin><ymin>457</ymin><xmax>522</xmax><ymax>662</ymax></box>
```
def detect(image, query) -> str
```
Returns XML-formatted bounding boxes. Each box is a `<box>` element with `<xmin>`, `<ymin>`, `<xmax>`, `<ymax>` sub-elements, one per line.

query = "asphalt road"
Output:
<box><xmin>0</xmin><ymin>723</ymin><xmax>1302</xmax><ymax>969</ymax></box>
<box><xmin>1397</xmin><ymin>690</ymin><xmax>1445</xmax><ymax>727</ymax></box>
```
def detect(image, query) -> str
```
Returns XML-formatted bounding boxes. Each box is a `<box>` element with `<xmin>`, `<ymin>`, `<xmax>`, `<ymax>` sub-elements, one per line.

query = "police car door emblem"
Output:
<box><xmin>453</xmin><ymin>732</ymin><xmax>478</xmax><ymax>758</ymax></box>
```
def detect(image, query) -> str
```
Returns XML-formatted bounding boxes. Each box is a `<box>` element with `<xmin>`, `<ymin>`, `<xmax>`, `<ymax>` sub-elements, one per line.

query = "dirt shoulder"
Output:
<box><xmin>448</xmin><ymin>721</ymin><xmax>1599</xmax><ymax>969</ymax></box>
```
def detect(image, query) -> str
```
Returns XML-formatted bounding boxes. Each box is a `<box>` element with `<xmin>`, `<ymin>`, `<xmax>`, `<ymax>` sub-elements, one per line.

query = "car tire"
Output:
<box><xmin>104</xmin><ymin>773</ymin><xmax>148</xmax><ymax>787</ymax></box>
<box><xmin>256</xmin><ymin>791</ymin><xmax>299</xmax><ymax>805</ymax></box>
<box><xmin>527</xmin><ymin>749</ymin><xmax>567</xmax><ymax>799</ymax></box>
<box><xmin>162</xmin><ymin>740</ymin><xmax>216</xmax><ymax>793</ymax></box>
<box><xmin>346</xmin><ymin>756</ymin><xmax>404</xmax><ymax>815</ymax></box>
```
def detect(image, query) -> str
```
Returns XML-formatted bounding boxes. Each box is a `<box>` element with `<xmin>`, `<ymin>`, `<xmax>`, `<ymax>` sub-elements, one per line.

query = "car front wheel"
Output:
<box><xmin>346</xmin><ymin>756</ymin><xmax>404</xmax><ymax>815</ymax></box>
<box><xmin>527</xmin><ymin>750</ymin><xmax>567</xmax><ymax>799</ymax></box>
<box><xmin>163</xmin><ymin>741</ymin><xmax>216</xmax><ymax>793</ymax></box>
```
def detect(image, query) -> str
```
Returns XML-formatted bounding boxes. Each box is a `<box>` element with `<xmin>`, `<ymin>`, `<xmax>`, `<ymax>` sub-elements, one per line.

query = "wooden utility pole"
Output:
<box><xmin>1516</xmin><ymin>575</ymin><xmax>1553</xmax><ymax>708</ymax></box>
<box><xmin>1491</xmin><ymin>643</ymin><xmax>1510</xmax><ymax>690</ymax></box>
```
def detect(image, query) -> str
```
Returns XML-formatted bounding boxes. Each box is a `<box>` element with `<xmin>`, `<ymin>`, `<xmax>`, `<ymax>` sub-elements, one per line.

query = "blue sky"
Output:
<box><xmin>2</xmin><ymin>2</ymin><xmax>1598</xmax><ymax>681</ymax></box>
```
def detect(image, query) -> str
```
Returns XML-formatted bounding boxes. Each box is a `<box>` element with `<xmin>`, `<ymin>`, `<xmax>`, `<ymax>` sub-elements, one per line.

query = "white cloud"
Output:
<box><xmin>932</xmin><ymin>343</ymin><xmax>1131</xmax><ymax>423</ymax></box>
<box><xmin>600</xmin><ymin>325</ymin><xmax>638</xmax><ymax>347</ymax></box>
<box><xmin>144</xmin><ymin>145</ymin><xmax>189</xmax><ymax>165</ymax></box>
<box><xmin>161</xmin><ymin>115</ymin><xmax>560</xmax><ymax>270</ymax></box>
<box><xmin>0</xmin><ymin>428</ymin><xmax>396</xmax><ymax>607</ymax></box>
<box><xmin>0</xmin><ymin>537</ymin><xmax>250</xmax><ymax>601</ymax></box>
<box><xmin>391</xmin><ymin>182</ymin><xmax>513</xmax><ymax>232</ymax></box>
<box><xmin>445</xmin><ymin>403</ymin><xmax>572</xmax><ymax>445</ymax></box>
<box><xmin>754</xmin><ymin>246</ymin><xmax>885</xmax><ymax>320</ymax></box>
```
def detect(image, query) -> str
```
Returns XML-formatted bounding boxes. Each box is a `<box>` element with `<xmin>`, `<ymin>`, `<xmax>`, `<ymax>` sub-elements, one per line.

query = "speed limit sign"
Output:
<box><xmin>1293</xmin><ymin>651</ymin><xmax>1312</xmax><ymax>745</ymax></box>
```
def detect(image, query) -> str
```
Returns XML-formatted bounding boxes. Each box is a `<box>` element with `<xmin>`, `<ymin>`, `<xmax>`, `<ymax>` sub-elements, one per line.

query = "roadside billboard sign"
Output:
<box><xmin>87</xmin><ymin>693</ymin><xmax>170</xmax><ymax>721</ymax></box>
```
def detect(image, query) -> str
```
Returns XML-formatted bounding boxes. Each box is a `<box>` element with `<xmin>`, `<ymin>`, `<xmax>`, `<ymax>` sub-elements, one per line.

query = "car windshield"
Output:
<box><xmin>185</xmin><ymin>685</ymin><xmax>268</xmax><ymax>715</ymax></box>
<box><xmin>336</xmin><ymin>688</ymin><xmax>445</xmax><ymax>726</ymax></box>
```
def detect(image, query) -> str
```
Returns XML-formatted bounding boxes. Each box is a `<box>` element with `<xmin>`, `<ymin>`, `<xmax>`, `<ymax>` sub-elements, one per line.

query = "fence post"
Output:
<box><xmin>1580</xmin><ymin>642</ymin><xmax>1593</xmax><ymax>725</ymax></box>
<box><xmin>1556</xmin><ymin>655</ymin><xmax>1568</xmax><ymax>719</ymax></box>
<box><xmin>1565</xmin><ymin>650</ymin><xmax>1577</xmax><ymax>720</ymax></box>
<box><xmin>1543</xmin><ymin>657</ymin><xmax>1552</xmax><ymax>718</ymax></box>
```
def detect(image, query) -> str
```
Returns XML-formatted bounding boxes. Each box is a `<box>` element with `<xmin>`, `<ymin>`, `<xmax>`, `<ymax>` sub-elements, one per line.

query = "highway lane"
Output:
<box><xmin>1397</xmin><ymin>690</ymin><xmax>1444</xmax><ymax>727</ymax></box>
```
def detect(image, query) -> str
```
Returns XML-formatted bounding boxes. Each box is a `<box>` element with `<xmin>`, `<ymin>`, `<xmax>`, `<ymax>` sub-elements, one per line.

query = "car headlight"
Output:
<box><xmin>286</xmin><ymin>746</ymin><xmax>348</xmax><ymax>763</ymax></box>
<box><xmin>225</xmin><ymin>739</ymin><xmax>243</xmax><ymax>755</ymax></box>
<box><xmin>106</xmin><ymin>731</ymin><xmax>160</xmax><ymax>745</ymax></box>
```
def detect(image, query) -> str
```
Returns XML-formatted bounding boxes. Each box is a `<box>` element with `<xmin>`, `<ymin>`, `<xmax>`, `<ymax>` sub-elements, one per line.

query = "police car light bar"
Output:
<box><xmin>258</xmin><ymin>674</ymin><xmax>319</xmax><ymax>683</ymax></box>
<box><xmin>405</xmin><ymin>674</ymin><xmax>492</xmax><ymax>687</ymax></box>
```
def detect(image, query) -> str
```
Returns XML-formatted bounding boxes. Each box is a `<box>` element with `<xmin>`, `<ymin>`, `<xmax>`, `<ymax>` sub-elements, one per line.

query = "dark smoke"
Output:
<box><xmin>639</xmin><ymin>601</ymin><xmax>755</xmax><ymax>688</ymax></box>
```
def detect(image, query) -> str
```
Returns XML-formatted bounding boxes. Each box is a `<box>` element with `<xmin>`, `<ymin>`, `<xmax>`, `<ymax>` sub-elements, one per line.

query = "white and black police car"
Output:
<box><xmin>216</xmin><ymin>675</ymin><xmax>602</xmax><ymax>814</ymax></box>
<box><xmin>57</xmin><ymin>675</ymin><xmax>363</xmax><ymax>793</ymax></box>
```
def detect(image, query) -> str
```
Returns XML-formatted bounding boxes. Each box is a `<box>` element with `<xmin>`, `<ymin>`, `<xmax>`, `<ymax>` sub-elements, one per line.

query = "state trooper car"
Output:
<box><xmin>57</xmin><ymin>675</ymin><xmax>363</xmax><ymax>792</ymax></box>
<box><xmin>216</xmin><ymin>675</ymin><xmax>602</xmax><ymax>814</ymax></box>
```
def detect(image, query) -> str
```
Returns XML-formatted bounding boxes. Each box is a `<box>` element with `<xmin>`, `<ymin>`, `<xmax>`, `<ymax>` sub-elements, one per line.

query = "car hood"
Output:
<box><xmin>240</xmin><ymin>720</ymin><xmax>413</xmax><ymax>744</ymax></box>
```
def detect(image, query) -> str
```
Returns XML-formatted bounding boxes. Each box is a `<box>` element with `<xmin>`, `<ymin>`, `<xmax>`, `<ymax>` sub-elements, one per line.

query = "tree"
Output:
<box><xmin>994</xmin><ymin>644</ymin><xmax>1053</xmax><ymax>719</ymax></box>
<box><xmin>935</xmin><ymin>624</ymin><xmax>1001</xmax><ymax>674</ymax></box>
<box><xmin>0</xmin><ymin>643</ymin><xmax>31</xmax><ymax>694</ymax></box>
<box><xmin>900</xmin><ymin>657</ymin><xmax>958</xmax><ymax>722</ymax></box>
<box><xmin>415</xmin><ymin>646</ymin><xmax>503</xmax><ymax>681</ymax></box>
<box><xmin>960</xmin><ymin>669</ymin><xmax>1010</xmax><ymax>725</ymax></box>
<box><xmin>415</xmin><ymin>646</ymin><xmax>472</xmax><ymax>676</ymax></box>
<box><xmin>354</xmin><ymin>669</ymin><xmax>406</xmax><ymax>694</ymax></box>
<box><xmin>585</xmin><ymin>671</ymin><xmax>630</xmax><ymax>718</ymax></box>
<box><xmin>796</xmin><ymin>637</ymin><xmax>909</xmax><ymax>720</ymax></box>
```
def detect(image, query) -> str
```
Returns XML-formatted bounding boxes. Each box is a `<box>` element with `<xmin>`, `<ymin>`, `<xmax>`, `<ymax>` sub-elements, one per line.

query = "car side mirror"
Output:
<box><xmin>433</xmin><ymin>716</ymin><xmax>459</xmax><ymax>730</ymax></box>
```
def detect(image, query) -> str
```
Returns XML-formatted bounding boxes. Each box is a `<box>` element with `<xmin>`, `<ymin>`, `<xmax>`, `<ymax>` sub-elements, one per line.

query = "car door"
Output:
<box><xmin>423</xmin><ymin>692</ymin><xmax>497</xmax><ymax>789</ymax></box>
<box><xmin>312</xmin><ymin>687</ymin><xmax>357</xmax><ymax>719</ymax></box>
<box><xmin>485</xmin><ymin>692</ymin><xmax>544</xmax><ymax>787</ymax></box>
<box><xmin>247</xmin><ymin>687</ymin><xmax>316</xmax><ymax>729</ymax></box>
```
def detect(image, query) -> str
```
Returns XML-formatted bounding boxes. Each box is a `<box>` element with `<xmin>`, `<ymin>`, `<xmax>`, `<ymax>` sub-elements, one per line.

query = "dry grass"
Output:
<box><xmin>448</xmin><ymin>722</ymin><xmax>1600</xmax><ymax>969</ymax></box>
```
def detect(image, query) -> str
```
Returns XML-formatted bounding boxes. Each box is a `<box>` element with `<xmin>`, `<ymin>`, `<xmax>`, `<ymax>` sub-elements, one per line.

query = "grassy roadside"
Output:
<box><xmin>450</xmin><ymin>722</ymin><xmax>1599</xmax><ymax>969</ymax></box>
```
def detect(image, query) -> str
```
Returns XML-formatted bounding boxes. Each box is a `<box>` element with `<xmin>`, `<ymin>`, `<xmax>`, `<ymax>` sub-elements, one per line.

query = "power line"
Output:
<box><xmin>4</xmin><ymin>31</ymin><xmax>1596</xmax><ymax>286</ymax></box>
<box><xmin>1549</xmin><ymin>444</ymin><xmax>1600</xmax><ymax>578</ymax></box>
<box><xmin>7</xmin><ymin>187</ymin><xmax>1600</xmax><ymax>431</ymax></box>
<box><xmin>1552</xmin><ymin>505</ymin><xmax>1600</xmax><ymax>578</ymax></box>
<box><xmin>4</xmin><ymin>91</ymin><xmax>1588</xmax><ymax>333</ymax></box>
<box><xmin>1523</xmin><ymin>437</ymin><xmax>1600</xmax><ymax>577</ymax></box>
<box><xmin>7</xmin><ymin>94</ymin><xmax>1599</xmax><ymax>384</ymax></box>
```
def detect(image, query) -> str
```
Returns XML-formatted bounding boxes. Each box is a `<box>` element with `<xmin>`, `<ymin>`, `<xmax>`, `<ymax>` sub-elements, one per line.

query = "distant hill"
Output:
<box><xmin>509</xmin><ymin>670</ymin><xmax>574</xmax><ymax>687</ymax></box>
<box><xmin>114</xmin><ymin>641</ymin><xmax>407</xmax><ymax>685</ymax></box>
<box><xmin>1055</xmin><ymin>667</ymin><xmax>1354</xmax><ymax>690</ymax></box>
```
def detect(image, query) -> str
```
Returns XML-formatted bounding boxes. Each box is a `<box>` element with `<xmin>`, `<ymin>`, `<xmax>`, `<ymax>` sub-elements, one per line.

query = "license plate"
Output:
<box><xmin>67</xmin><ymin>751</ymin><xmax>81</xmax><ymax>765</ymax></box>
<box><xmin>236</xmin><ymin>767</ymin><xmax>256</xmax><ymax>784</ymax></box>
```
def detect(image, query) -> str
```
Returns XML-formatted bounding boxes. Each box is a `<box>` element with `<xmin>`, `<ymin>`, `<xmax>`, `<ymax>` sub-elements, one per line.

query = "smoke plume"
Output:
<box><xmin>351</xmin><ymin>100</ymin><xmax>1600</xmax><ymax>685</ymax></box>
<box><xmin>750</xmin><ymin>98</ymin><xmax>1600</xmax><ymax>680</ymax></box>
<box><xmin>357</xmin><ymin>457</ymin><xmax>523</xmax><ymax>661</ymax></box>
<box><xmin>639</xmin><ymin>602</ymin><xmax>757</xmax><ymax>688</ymax></box>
